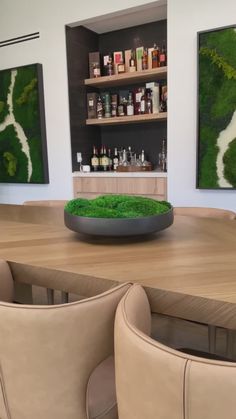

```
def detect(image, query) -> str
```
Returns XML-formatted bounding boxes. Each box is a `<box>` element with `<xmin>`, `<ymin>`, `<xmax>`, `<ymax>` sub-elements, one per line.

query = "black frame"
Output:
<box><xmin>196</xmin><ymin>24</ymin><xmax>236</xmax><ymax>190</ymax></box>
<box><xmin>0</xmin><ymin>63</ymin><xmax>49</xmax><ymax>184</ymax></box>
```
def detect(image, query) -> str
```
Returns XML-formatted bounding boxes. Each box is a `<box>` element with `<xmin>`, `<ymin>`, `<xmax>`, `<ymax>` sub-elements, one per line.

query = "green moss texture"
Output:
<box><xmin>198</xmin><ymin>26</ymin><xmax>236</xmax><ymax>188</ymax></box>
<box><xmin>65</xmin><ymin>195</ymin><xmax>172</xmax><ymax>219</ymax></box>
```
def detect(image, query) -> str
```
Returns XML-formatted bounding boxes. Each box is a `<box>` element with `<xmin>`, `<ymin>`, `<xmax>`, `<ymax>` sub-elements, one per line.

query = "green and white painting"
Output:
<box><xmin>197</xmin><ymin>25</ymin><xmax>236</xmax><ymax>189</ymax></box>
<box><xmin>0</xmin><ymin>63</ymin><xmax>49</xmax><ymax>183</ymax></box>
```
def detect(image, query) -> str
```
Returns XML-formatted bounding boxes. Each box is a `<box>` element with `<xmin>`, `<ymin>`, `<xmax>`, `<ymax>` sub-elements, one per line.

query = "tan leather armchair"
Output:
<box><xmin>0</xmin><ymin>259</ymin><xmax>130</xmax><ymax>419</ymax></box>
<box><xmin>115</xmin><ymin>284</ymin><xmax>236</xmax><ymax>419</ymax></box>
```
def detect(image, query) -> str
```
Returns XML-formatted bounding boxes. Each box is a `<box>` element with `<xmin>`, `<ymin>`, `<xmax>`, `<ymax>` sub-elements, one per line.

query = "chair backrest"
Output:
<box><xmin>0</xmin><ymin>260</ymin><xmax>14</xmax><ymax>302</ymax></box>
<box><xmin>174</xmin><ymin>207</ymin><xmax>236</xmax><ymax>220</ymax></box>
<box><xmin>23</xmin><ymin>200</ymin><xmax>68</xmax><ymax>207</ymax></box>
<box><xmin>115</xmin><ymin>285</ymin><xmax>236</xmax><ymax>419</ymax></box>
<box><xmin>0</xmin><ymin>281</ymin><xmax>130</xmax><ymax>419</ymax></box>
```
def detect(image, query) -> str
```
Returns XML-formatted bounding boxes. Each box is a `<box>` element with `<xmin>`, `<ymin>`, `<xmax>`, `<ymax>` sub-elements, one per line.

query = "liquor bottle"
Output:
<box><xmin>126</xmin><ymin>92</ymin><xmax>134</xmax><ymax>116</ymax></box>
<box><xmin>141</xmin><ymin>149</ymin><xmax>145</xmax><ymax>164</ymax></box>
<box><xmin>117</xmin><ymin>56</ymin><xmax>125</xmax><ymax>74</ymax></box>
<box><xmin>160</xmin><ymin>85</ymin><xmax>167</xmax><ymax>112</ymax></box>
<box><xmin>158</xmin><ymin>139</ymin><xmax>167</xmax><ymax>172</ymax></box>
<box><xmin>93</xmin><ymin>62</ymin><xmax>101</xmax><ymax>78</ymax></box>
<box><xmin>142</xmin><ymin>48</ymin><xmax>148</xmax><ymax>70</ymax></box>
<box><xmin>97</xmin><ymin>96</ymin><xmax>103</xmax><ymax>119</ymax></box>
<box><xmin>99</xmin><ymin>146</ymin><xmax>104</xmax><ymax>171</ymax></box>
<box><xmin>108</xmin><ymin>148</ymin><xmax>113</xmax><ymax>171</ymax></box>
<box><xmin>140</xmin><ymin>91</ymin><xmax>146</xmax><ymax>114</ymax></box>
<box><xmin>159</xmin><ymin>43</ymin><xmax>167</xmax><ymax>67</ymax></box>
<box><xmin>129</xmin><ymin>50</ymin><xmax>136</xmax><ymax>72</ymax></box>
<box><xmin>102</xmin><ymin>146</ymin><xmax>109</xmax><ymax>171</ymax></box>
<box><xmin>104</xmin><ymin>92</ymin><xmax>111</xmax><ymax>118</ymax></box>
<box><xmin>113</xmin><ymin>148</ymin><xmax>119</xmax><ymax>171</ymax></box>
<box><xmin>134</xmin><ymin>87</ymin><xmax>143</xmax><ymax>115</ymax></box>
<box><xmin>145</xmin><ymin>88</ymin><xmax>153</xmax><ymax>114</ymax></box>
<box><xmin>118</xmin><ymin>97</ymin><xmax>125</xmax><ymax>116</ymax></box>
<box><xmin>91</xmin><ymin>146</ymin><xmax>99</xmax><ymax>172</ymax></box>
<box><xmin>111</xmin><ymin>94</ymin><xmax>118</xmax><ymax>117</ymax></box>
<box><xmin>152</xmin><ymin>44</ymin><xmax>160</xmax><ymax>68</ymax></box>
<box><xmin>107</xmin><ymin>53</ymin><xmax>114</xmax><ymax>75</ymax></box>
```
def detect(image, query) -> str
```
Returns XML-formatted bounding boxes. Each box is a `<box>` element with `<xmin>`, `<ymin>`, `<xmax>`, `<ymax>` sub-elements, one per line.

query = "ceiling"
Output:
<box><xmin>69</xmin><ymin>1</ymin><xmax>167</xmax><ymax>33</ymax></box>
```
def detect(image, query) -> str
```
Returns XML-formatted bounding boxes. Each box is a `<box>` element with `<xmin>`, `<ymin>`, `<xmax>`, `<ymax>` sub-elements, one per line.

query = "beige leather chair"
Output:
<box><xmin>23</xmin><ymin>200</ymin><xmax>68</xmax><ymax>207</ymax></box>
<box><xmin>115</xmin><ymin>284</ymin><xmax>236</xmax><ymax>419</ymax></box>
<box><xmin>0</xmin><ymin>259</ymin><xmax>130</xmax><ymax>419</ymax></box>
<box><xmin>174</xmin><ymin>206</ymin><xmax>236</xmax><ymax>356</ymax></box>
<box><xmin>174</xmin><ymin>206</ymin><xmax>236</xmax><ymax>220</ymax></box>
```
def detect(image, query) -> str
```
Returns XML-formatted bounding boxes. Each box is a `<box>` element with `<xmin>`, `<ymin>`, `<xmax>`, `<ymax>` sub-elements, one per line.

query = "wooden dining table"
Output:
<box><xmin>0</xmin><ymin>203</ymin><xmax>236</xmax><ymax>329</ymax></box>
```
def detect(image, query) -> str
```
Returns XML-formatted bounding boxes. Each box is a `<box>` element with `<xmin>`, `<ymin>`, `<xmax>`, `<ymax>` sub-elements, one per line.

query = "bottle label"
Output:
<box><xmin>91</xmin><ymin>157</ymin><xmax>99</xmax><ymax>166</ymax></box>
<box><xmin>160</xmin><ymin>54</ymin><xmax>165</xmax><ymax>62</ymax></box>
<box><xmin>141</xmin><ymin>100</ymin><xmax>145</xmax><ymax>113</ymax></box>
<box><xmin>127</xmin><ymin>104</ymin><xmax>134</xmax><ymax>116</ymax></box>
<box><xmin>102</xmin><ymin>156</ymin><xmax>109</xmax><ymax>166</ymax></box>
<box><xmin>135</xmin><ymin>92</ymin><xmax>142</xmax><ymax>102</ymax></box>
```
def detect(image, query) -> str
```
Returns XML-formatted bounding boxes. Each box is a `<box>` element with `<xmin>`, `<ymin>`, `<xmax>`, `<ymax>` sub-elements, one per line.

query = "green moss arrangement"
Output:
<box><xmin>64</xmin><ymin>195</ymin><xmax>172</xmax><ymax>219</ymax></box>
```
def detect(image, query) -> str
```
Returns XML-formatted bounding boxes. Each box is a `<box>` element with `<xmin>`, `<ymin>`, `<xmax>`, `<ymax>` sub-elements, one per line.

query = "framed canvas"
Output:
<box><xmin>0</xmin><ymin>63</ymin><xmax>49</xmax><ymax>183</ymax></box>
<box><xmin>197</xmin><ymin>25</ymin><xmax>236</xmax><ymax>189</ymax></box>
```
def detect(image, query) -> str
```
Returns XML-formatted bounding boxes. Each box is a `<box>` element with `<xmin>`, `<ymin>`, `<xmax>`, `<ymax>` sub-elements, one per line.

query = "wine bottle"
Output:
<box><xmin>91</xmin><ymin>146</ymin><xmax>99</xmax><ymax>172</ymax></box>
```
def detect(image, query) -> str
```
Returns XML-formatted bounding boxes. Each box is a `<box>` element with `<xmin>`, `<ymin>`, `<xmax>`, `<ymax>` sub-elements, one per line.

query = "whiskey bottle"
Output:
<box><xmin>152</xmin><ymin>44</ymin><xmax>160</xmax><ymax>68</ymax></box>
<box><xmin>126</xmin><ymin>92</ymin><xmax>134</xmax><ymax>116</ymax></box>
<box><xmin>113</xmin><ymin>148</ymin><xmax>119</xmax><ymax>171</ymax></box>
<box><xmin>129</xmin><ymin>50</ymin><xmax>136</xmax><ymax>72</ymax></box>
<box><xmin>145</xmin><ymin>88</ymin><xmax>153</xmax><ymax>114</ymax></box>
<box><xmin>117</xmin><ymin>56</ymin><xmax>125</xmax><ymax>74</ymax></box>
<box><xmin>159</xmin><ymin>43</ymin><xmax>167</xmax><ymax>67</ymax></box>
<box><xmin>107</xmin><ymin>54</ymin><xmax>114</xmax><ymax>75</ymax></box>
<box><xmin>142</xmin><ymin>48</ymin><xmax>148</xmax><ymax>70</ymax></box>
<box><xmin>93</xmin><ymin>62</ymin><xmax>101</xmax><ymax>78</ymax></box>
<box><xmin>91</xmin><ymin>146</ymin><xmax>99</xmax><ymax>172</ymax></box>
<box><xmin>140</xmin><ymin>91</ymin><xmax>146</xmax><ymax>114</ymax></box>
<box><xmin>97</xmin><ymin>96</ymin><xmax>103</xmax><ymax>119</ymax></box>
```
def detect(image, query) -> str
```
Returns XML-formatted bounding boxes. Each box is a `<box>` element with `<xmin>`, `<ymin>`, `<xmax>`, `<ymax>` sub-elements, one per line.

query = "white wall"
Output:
<box><xmin>0</xmin><ymin>0</ymin><xmax>160</xmax><ymax>203</ymax></box>
<box><xmin>168</xmin><ymin>0</ymin><xmax>236</xmax><ymax>210</ymax></box>
<box><xmin>1</xmin><ymin>0</ymin><xmax>236</xmax><ymax>209</ymax></box>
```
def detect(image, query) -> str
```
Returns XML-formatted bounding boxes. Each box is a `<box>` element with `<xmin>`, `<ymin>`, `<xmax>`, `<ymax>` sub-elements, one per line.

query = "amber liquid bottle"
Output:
<box><xmin>152</xmin><ymin>44</ymin><xmax>160</xmax><ymax>68</ymax></box>
<box><xmin>159</xmin><ymin>43</ymin><xmax>167</xmax><ymax>67</ymax></box>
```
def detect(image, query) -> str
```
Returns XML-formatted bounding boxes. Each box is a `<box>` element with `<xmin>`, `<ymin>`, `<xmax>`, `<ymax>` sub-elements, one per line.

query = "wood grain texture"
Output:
<box><xmin>86</xmin><ymin>113</ymin><xmax>167</xmax><ymax>126</ymax></box>
<box><xmin>73</xmin><ymin>177</ymin><xmax>167</xmax><ymax>199</ymax></box>
<box><xmin>0</xmin><ymin>204</ymin><xmax>236</xmax><ymax>328</ymax></box>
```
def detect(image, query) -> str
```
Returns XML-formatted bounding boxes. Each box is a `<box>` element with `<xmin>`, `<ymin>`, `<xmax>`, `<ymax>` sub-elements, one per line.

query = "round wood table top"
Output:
<box><xmin>0</xmin><ymin>204</ymin><xmax>235</xmax><ymax>328</ymax></box>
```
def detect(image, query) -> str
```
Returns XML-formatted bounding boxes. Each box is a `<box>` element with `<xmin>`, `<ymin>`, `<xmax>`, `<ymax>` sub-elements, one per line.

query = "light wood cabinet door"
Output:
<box><xmin>73</xmin><ymin>176</ymin><xmax>167</xmax><ymax>200</ymax></box>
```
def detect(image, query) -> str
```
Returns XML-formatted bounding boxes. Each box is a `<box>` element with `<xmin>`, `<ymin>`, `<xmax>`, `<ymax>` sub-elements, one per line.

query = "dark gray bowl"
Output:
<box><xmin>64</xmin><ymin>207</ymin><xmax>174</xmax><ymax>237</ymax></box>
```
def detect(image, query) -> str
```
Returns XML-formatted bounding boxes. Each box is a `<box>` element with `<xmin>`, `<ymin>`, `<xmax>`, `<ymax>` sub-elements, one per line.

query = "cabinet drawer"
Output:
<box><xmin>117</xmin><ymin>178</ymin><xmax>166</xmax><ymax>196</ymax></box>
<box><xmin>74</xmin><ymin>177</ymin><xmax>117</xmax><ymax>196</ymax></box>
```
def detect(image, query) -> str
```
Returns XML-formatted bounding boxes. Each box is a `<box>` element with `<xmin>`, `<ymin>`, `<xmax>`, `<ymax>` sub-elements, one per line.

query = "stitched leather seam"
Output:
<box><xmin>0</xmin><ymin>364</ymin><xmax>11</xmax><ymax>419</ymax></box>
<box><xmin>121</xmin><ymin>285</ymin><xmax>236</xmax><ymax>367</ymax></box>
<box><xmin>183</xmin><ymin>359</ymin><xmax>189</xmax><ymax>419</ymax></box>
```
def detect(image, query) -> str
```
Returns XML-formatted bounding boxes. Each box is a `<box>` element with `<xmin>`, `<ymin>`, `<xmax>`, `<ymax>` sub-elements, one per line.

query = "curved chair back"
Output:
<box><xmin>0</xmin><ymin>279</ymin><xmax>130</xmax><ymax>419</ymax></box>
<box><xmin>174</xmin><ymin>207</ymin><xmax>236</xmax><ymax>220</ymax></box>
<box><xmin>115</xmin><ymin>285</ymin><xmax>236</xmax><ymax>419</ymax></box>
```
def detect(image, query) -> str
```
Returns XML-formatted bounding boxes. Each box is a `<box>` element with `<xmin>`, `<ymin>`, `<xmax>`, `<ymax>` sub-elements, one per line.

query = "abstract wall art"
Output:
<box><xmin>0</xmin><ymin>63</ymin><xmax>49</xmax><ymax>183</ymax></box>
<box><xmin>197</xmin><ymin>25</ymin><xmax>236</xmax><ymax>189</ymax></box>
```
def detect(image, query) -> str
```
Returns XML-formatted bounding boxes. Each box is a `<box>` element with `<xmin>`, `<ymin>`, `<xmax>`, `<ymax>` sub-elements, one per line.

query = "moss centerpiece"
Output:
<box><xmin>64</xmin><ymin>195</ymin><xmax>173</xmax><ymax>237</ymax></box>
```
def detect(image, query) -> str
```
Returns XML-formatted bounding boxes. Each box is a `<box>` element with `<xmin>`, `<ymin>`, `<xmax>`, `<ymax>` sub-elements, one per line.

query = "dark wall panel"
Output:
<box><xmin>66</xmin><ymin>19</ymin><xmax>167</xmax><ymax>169</ymax></box>
<box><xmin>66</xmin><ymin>25</ymin><xmax>100</xmax><ymax>168</ymax></box>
